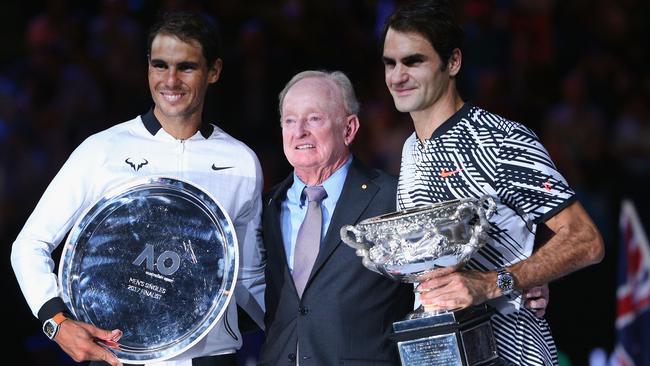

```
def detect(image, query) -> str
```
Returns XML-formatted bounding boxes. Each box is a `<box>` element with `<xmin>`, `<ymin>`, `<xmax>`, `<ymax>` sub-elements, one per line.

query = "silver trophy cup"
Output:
<box><xmin>341</xmin><ymin>196</ymin><xmax>506</xmax><ymax>366</ymax></box>
<box><xmin>58</xmin><ymin>176</ymin><xmax>238</xmax><ymax>364</ymax></box>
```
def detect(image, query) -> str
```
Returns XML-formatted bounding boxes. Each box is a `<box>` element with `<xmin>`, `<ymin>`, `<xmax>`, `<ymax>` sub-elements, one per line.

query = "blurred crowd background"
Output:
<box><xmin>1</xmin><ymin>0</ymin><xmax>648</xmax><ymax>365</ymax></box>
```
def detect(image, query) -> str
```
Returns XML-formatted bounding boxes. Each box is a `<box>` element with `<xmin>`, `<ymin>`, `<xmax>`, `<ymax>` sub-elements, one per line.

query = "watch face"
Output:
<box><xmin>502</xmin><ymin>276</ymin><xmax>513</xmax><ymax>288</ymax></box>
<box><xmin>498</xmin><ymin>271</ymin><xmax>514</xmax><ymax>292</ymax></box>
<box><xmin>43</xmin><ymin>321</ymin><xmax>55</xmax><ymax>338</ymax></box>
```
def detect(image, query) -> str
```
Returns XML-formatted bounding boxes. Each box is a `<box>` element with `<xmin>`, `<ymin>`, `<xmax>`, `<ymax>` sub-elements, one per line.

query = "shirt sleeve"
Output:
<box><xmin>10</xmin><ymin>137</ymin><xmax>100</xmax><ymax>318</ymax></box>
<box><xmin>232</xmin><ymin>152</ymin><xmax>266</xmax><ymax>329</ymax></box>
<box><xmin>493</xmin><ymin>123</ymin><xmax>576</xmax><ymax>224</ymax></box>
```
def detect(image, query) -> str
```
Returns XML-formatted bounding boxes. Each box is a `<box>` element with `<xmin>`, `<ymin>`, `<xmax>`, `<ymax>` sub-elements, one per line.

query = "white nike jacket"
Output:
<box><xmin>11</xmin><ymin>111</ymin><xmax>266</xmax><ymax>365</ymax></box>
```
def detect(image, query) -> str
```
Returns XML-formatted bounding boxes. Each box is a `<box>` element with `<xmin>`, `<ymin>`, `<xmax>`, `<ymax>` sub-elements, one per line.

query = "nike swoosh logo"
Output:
<box><xmin>440</xmin><ymin>168</ymin><xmax>463</xmax><ymax>178</ymax></box>
<box><xmin>212</xmin><ymin>164</ymin><xmax>233</xmax><ymax>171</ymax></box>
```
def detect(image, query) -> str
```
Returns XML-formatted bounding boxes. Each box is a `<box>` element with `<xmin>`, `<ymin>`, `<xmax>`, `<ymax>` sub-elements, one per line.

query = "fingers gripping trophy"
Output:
<box><xmin>341</xmin><ymin>195</ymin><xmax>507</xmax><ymax>366</ymax></box>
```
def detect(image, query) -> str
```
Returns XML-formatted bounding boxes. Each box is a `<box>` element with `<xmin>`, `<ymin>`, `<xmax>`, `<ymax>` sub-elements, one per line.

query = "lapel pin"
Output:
<box><xmin>361</xmin><ymin>184</ymin><xmax>367</xmax><ymax>190</ymax></box>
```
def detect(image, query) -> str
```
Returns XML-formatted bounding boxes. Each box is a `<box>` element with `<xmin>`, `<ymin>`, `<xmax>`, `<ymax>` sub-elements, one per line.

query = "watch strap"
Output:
<box><xmin>52</xmin><ymin>312</ymin><xmax>68</xmax><ymax>325</ymax></box>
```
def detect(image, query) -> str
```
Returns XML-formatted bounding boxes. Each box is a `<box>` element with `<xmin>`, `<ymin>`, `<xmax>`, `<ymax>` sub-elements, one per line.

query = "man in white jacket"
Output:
<box><xmin>11</xmin><ymin>12</ymin><xmax>265</xmax><ymax>366</ymax></box>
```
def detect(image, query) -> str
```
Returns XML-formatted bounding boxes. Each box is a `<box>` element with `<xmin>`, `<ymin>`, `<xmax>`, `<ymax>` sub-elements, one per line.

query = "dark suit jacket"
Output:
<box><xmin>258</xmin><ymin>158</ymin><xmax>414</xmax><ymax>366</ymax></box>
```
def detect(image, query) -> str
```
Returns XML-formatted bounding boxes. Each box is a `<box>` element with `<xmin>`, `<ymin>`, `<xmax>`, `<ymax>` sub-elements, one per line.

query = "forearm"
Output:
<box><xmin>11</xmin><ymin>240</ymin><xmax>61</xmax><ymax>317</ymax></box>
<box><xmin>235</xmin><ymin>236</ymin><xmax>266</xmax><ymax>327</ymax></box>
<box><xmin>506</xmin><ymin>201</ymin><xmax>604</xmax><ymax>292</ymax></box>
<box><xmin>234</xmin><ymin>191</ymin><xmax>267</xmax><ymax>326</ymax></box>
<box><xmin>418</xmin><ymin>201</ymin><xmax>605</xmax><ymax>310</ymax></box>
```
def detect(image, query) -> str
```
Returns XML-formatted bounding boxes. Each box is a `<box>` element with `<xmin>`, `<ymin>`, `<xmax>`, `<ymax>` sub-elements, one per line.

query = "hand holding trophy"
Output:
<box><xmin>341</xmin><ymin>195</ymin><xmax>507</xmax><ymax>366</ymax></box>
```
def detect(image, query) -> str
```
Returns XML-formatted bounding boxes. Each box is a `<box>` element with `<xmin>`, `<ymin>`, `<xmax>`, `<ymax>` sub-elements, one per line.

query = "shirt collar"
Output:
<box><xmin>422</xmin><ymin>101</ymin><xmax>471</xmax><ymax>141</ymax></box>
<box><xmin>287</xmin><ymin>156</ymin><xmax>352</xmax><ymax>207</ymax></box>
<box><xmin>141</xmin><ymin>108</ymin><xmax>214</xmax><ymax>139</ymax></box>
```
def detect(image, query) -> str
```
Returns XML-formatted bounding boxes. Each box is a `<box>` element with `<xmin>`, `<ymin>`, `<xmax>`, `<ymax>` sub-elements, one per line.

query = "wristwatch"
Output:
<box><xmin>496</xmin><ymin>269</ymin><xmax>515</xmax><ymax>296</ymax></box>
<box><xmin>43</xmin><ymin>312</ymin><xmax>68</xmax><ymax>340</ymax></box>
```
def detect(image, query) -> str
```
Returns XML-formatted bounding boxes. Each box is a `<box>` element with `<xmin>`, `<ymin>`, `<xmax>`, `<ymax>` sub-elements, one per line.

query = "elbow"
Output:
<box><xmin>585</xmin><ymin>226</ymin><xmax>605</xmax><ymax>265</ymax></box>
<box><xmin>10</xmin><ymin>241</ymin><xmax>21</xmax><ymax>270</ymax></box>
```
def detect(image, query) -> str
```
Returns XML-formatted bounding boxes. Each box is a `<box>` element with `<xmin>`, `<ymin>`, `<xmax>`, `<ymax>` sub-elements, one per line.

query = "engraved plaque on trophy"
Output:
<box><xmin>341</xmin><ymin>196</ymin><xmax>506</xmax><ymax>366</ymax></box>
<box><xmin>58</xmin><ymin>176</ymin><xmax>238</xmax><ymax>364</ymax></box>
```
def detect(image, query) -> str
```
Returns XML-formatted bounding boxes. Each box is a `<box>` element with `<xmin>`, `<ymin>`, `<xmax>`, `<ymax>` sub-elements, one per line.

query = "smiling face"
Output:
<box><xmin>148</xmin><ymin>34</ymin><xmax>221</xmax><ymax>126</ymax></box>
<box><xmin>281</xmin><ymin>77</ymin><xmax>359</xmax><ymax>184</ymax></box>
<box><xmin>382</xmin><ymin>28</ymin><xmax>456</xmax><ymax>114</ymax></box>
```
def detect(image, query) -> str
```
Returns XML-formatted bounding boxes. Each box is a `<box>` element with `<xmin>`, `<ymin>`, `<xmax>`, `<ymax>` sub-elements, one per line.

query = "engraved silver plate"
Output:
<box><xmin>58</xmin><ymin>176</ymin><xmax>238</xmax><ymax>364</ymax></box>
<box><xmin>398</xmin><ymin>334</ymin><xmax>463</xmax><ymax>366</ymax></box>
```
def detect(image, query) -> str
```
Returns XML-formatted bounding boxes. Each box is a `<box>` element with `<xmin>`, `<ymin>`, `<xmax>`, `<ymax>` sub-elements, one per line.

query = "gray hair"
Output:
<box><xmin>278</xmin><ymin>70</ymin><xmax>360</xmax><ymax>117</ymax></box>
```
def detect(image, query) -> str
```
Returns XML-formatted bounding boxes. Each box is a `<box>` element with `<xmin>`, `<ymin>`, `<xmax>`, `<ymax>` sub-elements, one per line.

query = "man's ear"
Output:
<box><xmin>448</xmin><ymin>48</ymin><xmax>462</xmax><ymax>77</ymax></box>
<box><xmin>208</xmin><ymin>58</ymin><xmax>223</xmax><ymax>84</ymax></box>
<box><xmin>344</xmin><ymin>114</ymin><xmax>360</xmax><ymax>146</ymax></box>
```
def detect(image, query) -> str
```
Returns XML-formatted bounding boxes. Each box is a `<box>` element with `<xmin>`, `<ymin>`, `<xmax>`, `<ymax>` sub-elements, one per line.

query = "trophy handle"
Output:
<box><xmin>478</xmin><ymin>195</ymin><xmax>497</xmax><ymax>219</ymax></box>
<box><xmin>340</xmin><ymin>225</ymin><xmax>366</xmax><ymax>249</ymax></box>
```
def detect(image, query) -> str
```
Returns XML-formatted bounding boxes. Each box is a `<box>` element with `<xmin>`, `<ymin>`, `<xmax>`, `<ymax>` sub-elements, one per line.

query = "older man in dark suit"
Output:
<box><xmin>257</xmin><ymin>70</ymin><xmax>414</xmax><ymax>365</ymax></box>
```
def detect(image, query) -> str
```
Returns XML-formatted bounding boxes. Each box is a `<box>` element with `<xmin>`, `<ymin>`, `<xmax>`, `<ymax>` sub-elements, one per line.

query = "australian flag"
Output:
<box><xmin>612</xmin><ymin>200</ymin><xmax>650</xmax><ymax>366</ymax></box>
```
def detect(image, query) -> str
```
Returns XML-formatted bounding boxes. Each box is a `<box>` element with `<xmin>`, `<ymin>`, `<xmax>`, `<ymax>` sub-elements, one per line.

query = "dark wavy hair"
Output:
<box><xmin>147</xmin><ymin>12</ymin><xmax>222</xmax><ymax>66</ymax></box>
<box><xmin>382</xmin><ymin>0</ymin><xmax>464</xmax><ymax>68</ymax></box>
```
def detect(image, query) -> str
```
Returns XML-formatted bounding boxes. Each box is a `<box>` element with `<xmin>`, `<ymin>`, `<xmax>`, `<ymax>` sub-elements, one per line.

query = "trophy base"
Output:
<box><xmin>390</xmin><ymin>304</ymin><xmax>506</xmax><ymax>366</ymax></box>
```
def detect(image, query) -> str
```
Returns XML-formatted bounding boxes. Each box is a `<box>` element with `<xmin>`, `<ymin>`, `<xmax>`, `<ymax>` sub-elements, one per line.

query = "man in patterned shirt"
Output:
<box><xmin>381</xmin><ymin>1</ymin><xmax>604</xmax><ymax>365</ymax></box>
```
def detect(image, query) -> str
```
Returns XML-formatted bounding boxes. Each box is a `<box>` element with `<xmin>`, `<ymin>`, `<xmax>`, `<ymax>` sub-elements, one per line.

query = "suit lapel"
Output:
<box><xmin>309</xmin><ymin>159</ymin><xmax>379</xmax><ymax>281</ymax></box>
<box><xmin>265</xmin><ymin>175</ymin><xmax>294</xmax><ymax>274</ymax></box>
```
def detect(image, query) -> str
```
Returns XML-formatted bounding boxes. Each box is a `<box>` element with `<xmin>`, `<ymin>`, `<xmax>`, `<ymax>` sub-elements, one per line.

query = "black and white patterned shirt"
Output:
<box><xmin>398</xmin><ymin>103</ymin><xmax>575</xmax><ymax>365</ymax></box>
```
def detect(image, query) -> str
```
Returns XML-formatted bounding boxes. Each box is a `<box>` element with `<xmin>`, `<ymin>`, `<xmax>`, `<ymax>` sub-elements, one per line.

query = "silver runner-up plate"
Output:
<box><xmin>58</xmin><ymin>176</ymin><xmax>238</xmax><ymax>364</ymax></box>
